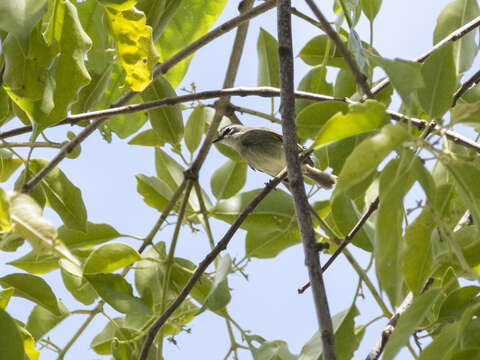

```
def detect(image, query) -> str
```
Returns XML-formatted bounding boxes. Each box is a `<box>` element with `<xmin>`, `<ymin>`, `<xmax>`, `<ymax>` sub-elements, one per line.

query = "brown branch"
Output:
<box><xmin>19</xmin><ymin>0</ymin><xmax>276</xmax><ymax>194</ymax></box>
<box><xmin>304</xmin><ymin>0</ymin><xmax>373</xmax><ymax>98</ymax></box>
<box><xmin>368</xmin><ymin>15</ymin><xmax>480</xmax><ymax>98</ymax></box>
<box><xmin>298</xmin><ymin>197</ymin><xmax>379</xmax><ymax>294</ymax></box>
<box><xmin>278</xmin><ymin>2</ymin><xmax>337</xmax><ymax>360</ymax></box>
<box><xmin>139</xmin><ymin>1</ymin><xmax>257</xmax><ymax>358</ymax></box>
<box><xmin>452</xmin><ymin>68</ymin><xmax>480</xmax><ymax>106</ymax></box>
<box><xmin>138</xmin><ymin>172</ymin><xmax>287</xmax><ymax>360</ymax></box>
<box><xmin>365</xmin><ymin>278</ymin><xmax>434</xmax><ymax>360</ymax></box>
<box><xmin>0</xmin><ymin>141</ymin><xmax>63</xmax><ymax>148</ymax></box>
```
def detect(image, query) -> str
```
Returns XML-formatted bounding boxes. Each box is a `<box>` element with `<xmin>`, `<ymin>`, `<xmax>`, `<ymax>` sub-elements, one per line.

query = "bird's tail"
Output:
<box><xmin>304</xmin><ymin>165</ymin><xmax>337</xmax><ymax>189</ymax></box>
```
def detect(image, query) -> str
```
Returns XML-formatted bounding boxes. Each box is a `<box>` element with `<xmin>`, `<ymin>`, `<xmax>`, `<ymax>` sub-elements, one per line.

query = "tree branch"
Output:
<box><xmin>277</xmin><ymin>2</ymin><xmax>336</xmax><ymax>360</ymax></box>
<box><xmin>368</xmin><ymin>15</ymin><xmax>480</xmax><ymax>98</ymax></box>
<box><xmin>139</xmin><ymin>1</ymin><xmax>257</xmax><ymax>357</ymax></box>
<box><xmin>298</xmin><ymin>198</ymin><xmax>379</xmax><ymax>294</ymax></box>
<box><xmin>452</xmin><ymin>68</ymin><xmax>480</xmax><ymax>106</ymax></box>
<box><xmin>18</xmin><ymin>0</ymin><xmax>276</xmax><ymax>194</ymax></box>
<box><xmin>304</xmin><ymin>0</ymin><xmax>372</xmax><ymax>98</ymax></box>
<box><xmin>138</xmin><ymin>172</ymin><xmax>287</xmax><ymax>360</ymax></box>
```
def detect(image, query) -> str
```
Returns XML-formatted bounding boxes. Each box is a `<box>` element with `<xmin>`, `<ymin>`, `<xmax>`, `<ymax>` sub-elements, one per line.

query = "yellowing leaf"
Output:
<box><xmin>104</xmin><ymin>7</ymin><xmax>159</xmax><ymax>91</ymax></box>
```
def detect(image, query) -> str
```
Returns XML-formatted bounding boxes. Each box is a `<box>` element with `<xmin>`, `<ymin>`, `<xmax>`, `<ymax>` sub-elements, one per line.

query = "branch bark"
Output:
<box><xmin>452</xmin><ymin>67</ymin><xmax>480</xmax><ymax>106</ymax></box>
<box><xmin>304</xmin><ymin>0</ymin><xmax>372</xmax><ymax>98</ymax></box>
<box><xmin>368</xmin><ymin>15</ymin><xmax>480</xmax><ymax>98</ymax></box>
<box><xmin>277</xmin><ymin>2</ymin><xmax>337</xmax><ymax>360</ymax></box>
<box><xmin>138</xmin><ymin>172</ymin><xmax>287</xmax><ymax>360</ymax></box>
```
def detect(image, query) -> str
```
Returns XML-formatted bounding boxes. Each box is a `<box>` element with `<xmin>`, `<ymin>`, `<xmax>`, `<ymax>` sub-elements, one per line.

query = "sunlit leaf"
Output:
<box><xmin>0</xmin><ymin>0</ymin><xmax>48</xmax><ymax>41</ymax></box>
<box><xmin>83</xmin><ymin>242</ymin><xmax>141</xmax><ymax>274</ymax></box>
<box><xmin>0</xmin><ymin>309</ymin><xmax>24</xmax><ymax>360</ymax></box>
<box><xmin>26</xmin><ymin>302</ymin><xmax>69</xmax><ymax>341</ymax></box>
<box><xmin>0</xmin><ymin>273</ymin><xmax>61</xmax><ymax>315</ymax></box>
<box><xmin>257</xmin><ymin>28</ymin><xmax>279</xmax><ymax>87</ymax></box>
<box><xmin>128</xmin><ymin>129</ymin><xmax>166</xmax><ymax>147</ymax></box>
<box><xmin>58</xmin><ymin>222</ymin><xmax>120</xmax><ymax>249</ymax></box>
<box><xmin>361</xmin><ymin>0</ymin><xmax>382</xmax><ymax>22</ymax></box>
<box><xmin>210</xmin><ymin>160</ymin><xmax>247</xmax><ymax>200</ymax></box>
<box><xmin>185</xmin><ymin>106</ymin><xmax>211</xmax><ymax>153</ymax></box>
<box><xmin>104</xmin><ymin>6</ymin><xmax>158</xmax><ymax>91</ymax></box>
<box><xmin>136</xmin><ymin>174</ymin><xmax>173</xmax><ymax>212</ymax></box>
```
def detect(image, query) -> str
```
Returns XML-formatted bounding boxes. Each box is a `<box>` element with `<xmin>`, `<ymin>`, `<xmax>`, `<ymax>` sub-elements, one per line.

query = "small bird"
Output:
<box><xmin>213</xmin><ymin>125</ymin><xmax>336</xmax><ymax>189</ymax></box>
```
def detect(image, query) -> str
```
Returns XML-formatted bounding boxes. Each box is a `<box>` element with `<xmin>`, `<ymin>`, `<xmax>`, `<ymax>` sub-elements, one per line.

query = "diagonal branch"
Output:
<box><xmin>452</xmin><ymin>67</ymin><xmax>480</xmax><ymax>106</ymax></box>
<box><xmin>277</xmin><ymin>2</ymin><xmax>337</xmax><ymax>360</ymax></box>
<box><xmin>138</xmin><ymin>171</ymin><xmax>287</xmax><ymax>360</ymax></box>
<box><xmin>19</xmin><ymin>0</ymin><xmax>277</xmax><ymax>194</ymax></box>
<box><xmin>304</xmin><ymin>0</ymin><xmax>372</xmax><ymax>98</ymax></box>
<box><xmin>368</xmin><ymin>15</ymin><xmax>480</xmax><ymax>98</ymax></box>
<box><xmin>298</xmin><ymin>198</ymin><xmax>379</xmax><ymax>294</ymax></box>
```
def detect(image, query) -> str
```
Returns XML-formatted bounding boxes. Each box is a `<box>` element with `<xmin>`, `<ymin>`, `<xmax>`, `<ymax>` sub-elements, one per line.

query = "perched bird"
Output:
<box><xmin>213</xmin><ymin>125</ymin><xmax>336</xmax><ymax>188</ymax></box>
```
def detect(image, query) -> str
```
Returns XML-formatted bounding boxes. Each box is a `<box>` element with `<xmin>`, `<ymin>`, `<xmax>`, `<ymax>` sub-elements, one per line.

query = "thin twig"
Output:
<box><xmin>304</xmin><ymin>0</ymin><xmax>372</xmax><ymax>98</ymax></box>
<box><xmin>0</xmin><ymin>141</ymin><xmax>63</xmax><ymax>148</ymax></box>
<box><xmin>139</xmin><ymin>1</ymin><xmax>257</xmax><ymax>358</ymax></box>
<box><xmin>278</xmin><ymin>2</ymin><xmax>337</xmax><ymax>359</ymax></box>
<box><xmin>452</xmin><ymin>68</ymin><xmax>480</xmax><ymax>106</ymax></box>
<box><xmin>368</xmin><ymin>15</ymin><xmax>480</xmax><ymax>98</ymax></box>
<box><xmin>138</xmin><ymin>172</ymin><xmax>287</xmax><ymax>360</ymax></box>
<box><xmin>298</xmin><ymin>198</ymin><xmax>379</xmax><ymax>293</ymax></box>
<box><xmin>365</xmin><ymin>278</ymin><xmax>434</xmax><ymax>360</ymax></box>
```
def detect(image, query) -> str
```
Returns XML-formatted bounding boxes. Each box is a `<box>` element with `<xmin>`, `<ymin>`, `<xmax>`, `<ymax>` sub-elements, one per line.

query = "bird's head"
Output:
<box><xmin>212</xmin><ymin>124</ymin><xmax>246</xmax><ymax>145</ymax></box>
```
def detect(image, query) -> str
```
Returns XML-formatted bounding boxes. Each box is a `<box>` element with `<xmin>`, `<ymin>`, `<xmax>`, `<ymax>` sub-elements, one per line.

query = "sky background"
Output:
<box><xmin>0</xmin><ymin>0</ymin><xmax>469</xmax><ymax>359</ymax></box>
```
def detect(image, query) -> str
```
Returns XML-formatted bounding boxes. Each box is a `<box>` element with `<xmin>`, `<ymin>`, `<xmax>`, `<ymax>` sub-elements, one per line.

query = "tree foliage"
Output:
<box><xmin>0</xmin><ymin>0</ymin><xmax>480</xmax><ymax>359</ymax></box>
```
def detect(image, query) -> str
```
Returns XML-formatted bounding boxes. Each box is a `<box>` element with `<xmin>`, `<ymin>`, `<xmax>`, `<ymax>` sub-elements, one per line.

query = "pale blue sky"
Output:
<box><xmin>0</xmin><ymin>0</ymin><xmax>466</xmax><ymax>359</ymax></box>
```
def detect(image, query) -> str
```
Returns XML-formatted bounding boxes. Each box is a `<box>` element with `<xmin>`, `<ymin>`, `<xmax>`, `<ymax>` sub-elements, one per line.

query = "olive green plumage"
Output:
<box><xmin>213</xmin><ymin>125</ymin><xmax>336</xmax><ymax>189</ymax></box>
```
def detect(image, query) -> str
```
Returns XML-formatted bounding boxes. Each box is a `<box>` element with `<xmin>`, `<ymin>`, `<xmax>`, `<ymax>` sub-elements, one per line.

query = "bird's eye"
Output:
<box><xmin>224</xmin><ymin>127</ymin><xmax>232</xmax><ymax>135</ymax></box>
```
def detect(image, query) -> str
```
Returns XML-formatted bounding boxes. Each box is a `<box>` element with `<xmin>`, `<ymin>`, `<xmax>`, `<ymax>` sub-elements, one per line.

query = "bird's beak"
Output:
<box><xmin>212</xmin><ymin>134</ymin><xmax>223</xmax><ymax>143</ymax></box>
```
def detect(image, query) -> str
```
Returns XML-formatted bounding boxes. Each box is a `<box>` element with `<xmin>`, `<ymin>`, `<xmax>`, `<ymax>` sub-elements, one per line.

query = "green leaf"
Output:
<box><xmin>438</xmin><ymin>286</ymin><xmax>480</xmax><ymax>322</ymax></box>
<box><xmin>0</xmin><ymin>273</ymin><xmax>61</xmax><ymax>315</ymax></box>
<box><xmin>212</xmin><ymin>189</ymin><xmax>296</xmax><ymax>233</ymax></box>
<box><xmin>98</xmin><ymin>0</ymin><xmax>136</xmax><ymax>11</ymax></box>
<box><xmin>0</xmin><ymin>87</ymin><xmax>14</xmax><ymax>127</ymax></box>
<box><xmin>246</xmin><ymin>229</ymin><xmax>300</xmax><ymax>259</ymax></box>
<box><xmin>85</xmin><ymin>273</ymin><xmax>152</xmax><ymax>315</ymax></box>
<box><xmin>334</xmin><ymin>68</ymin><xmax>356</xmax><ymax>98</ymax></box>
<box><xmin>299</xmin><ymin>305</ymin><xmax>360</xmax><ymax>360</ymax></box>
<box><xmin>71</xmin><ymin>62</ymin><xmax>114</xmax><ymax>113</ymax></box>
<box><xmin>35</xmin><ymin>0</ymin><xmax>92</xmax><ymax>131</ymax></box>
<box><xmin>442</xmin><ymin>157</ymin><xmax>480</xmax><ymax>229</ymax></box>
<box><xmin>0</xmin><ymin>0</ymin><xmax>48</xmax><ymax>41</ymax></box>
<box><xmin>0</xmin><ymin>187</ymin><xmax>11</xmax><ymax>232</ymax></box>
<box><xmin>185</xmin><ymin>106</ymin><xmax>211</xmax><ymax>153</ymax></box>
<box><xmin>383</xmin><ymin>288</ymin><xmax>442</xmax><ymax>360</ymax></box>
<box><xmin>249</xmin><ymin>337</ymin><xmax>297</xmax><ymax>360</ymax></box>
<box><xmin>433</xmin><ymin>0</ymin><xmax>479</xmax><ymax>73</ymax></box>
<box><xmin>135</xmin><ymin>245</ymin><xmax>165</xmax><ymax>305</ymax></box>
<box><xmin>312</xmin><ymin>100</ymin><xmax>387</xmax><ymax>149</ymax></box>
<box><xmin>128</xmin><ymin>129</ymin><xmax>166</xmax><ymax>147</ymax></box>
<box><xmin>0</xmin><ymin>288</ymin><xmax>14</xmax><ymax>309</ymax></box>
<box><xmin>367</xmin><ymin>53</ymin><xmax>424</xmax><ymax>109</ymax></box>
<box><xmin>103</xmin><ymin>6</ymin><xmax>158</xmax><ymax>91</ymax></box>
<box><xmin>296</xmin><ymin>101</ymin><xmax>348</xmax><ymax>141</ymax></box>
<box><xmin>58</xmin><ymin>222</ymin><xmax>120</xmax><ymax>249</ymax></box>
<box><xmin>99</xmin><ymin>63</ymin><xmax>148</xmax><ymax>139</ymax></box>
<box><xmin>26</xmin><ymin>302</ymin><xmax>69</xmax><ymax>341</ymax></box>
<box><xmin>9</xmin><ymin>192</ymin><xmax>57</xmax><ymax>253</ymax></box>
<box><xmin>136</xmin><ymin>0</ymin><xmax>181</xmax><ymax>41</ymax></box>
<box><xmin>296</xmin><ymin>66</ymin><xmax>334</xmax><ymax>114</ymax></box>
<box><xmin>348</xmin><ymin>30</ymin><xmax>368</xmax><ymax>73</ymax></box>
<box><xmin>60</xmin><ymin>259</ymin><xmax>97</xmax><ymax>305</ymax></box>
<box><xmin>418</xmin><ymin>43</ymin><xmax>457</xmax><ymax>120</ymax></box>
<box><xmin>8</xmin><ymin>251</ymin><xmax>60</xmax><ymax>274</ymax></box>
<box><xmin>376</xmin><ymin>157</ymin><xmax>412</xmax><ymax>305</ymax></box>
<box><xmin>155</xmin><ymin>148</ymin><xmax>184</xmax><ymax>191</ymax></box>
<box><xmin>402</xmin><ymin>207</ymin><xmax>435</xmax><ymax>295</ymax></box>
<box><xmin>361</xmin><ymin>0</ymin><xmax>382</xmax><ymax>22</ymax></box>
<box><xmin>29</xmin><ymin>159</ymin><xmax>87</xmax><ymax>232</ymax></box>
<box><xmin>334</xmin><ymin>124</ymin><xmax>409</xmax><ymax>196</ymax></box>
<box><xmin>299</xmin><ymin>35</ymin><xmax>347</xmax><ymax>68</ymax></box>
<box><xmin>0</xmin><ymin>150</ymin><xmax>22</xmax><ymax>183</ymax></box>
<box><xmin>257</xmin><ymin>28</ymin><xmax>280</xmax><ymax>87</ymax></box>
<box><xmin>141</xmin><ymin>76</ymin><xmax>184</xmax><ymax>145</ymax></box>
<box><xmin>155</xmin><ymin>0</ymin><xmax>228</xmax><ymax>87</ymax></box>
<box><xmin>0</xmin><ymin>309</ymin><xmax>24</xmax><ymax>360</ymax></box>
<box><xmin>136</xmin><ymin>174</ymin><xmax>173</xmax><ymax>211</ymax></box>
<box><xmin>83</xmin><ymin>242</ymin><xmax>141</xmax><ymax>274</ymax></box>
<box><xmin>331</xmin><ymin>193</ymin><xmax>373</xmax><ymax>252</ymax></box>
<box><xmin>203</xmin><ymin>254</ymin><xmax>232</xmax><ymax>311</ymax></box>
<box><xmin>210</xmin><ymin>160</ymin><xmax>247</xmax><ymax>200</ymax></box>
